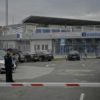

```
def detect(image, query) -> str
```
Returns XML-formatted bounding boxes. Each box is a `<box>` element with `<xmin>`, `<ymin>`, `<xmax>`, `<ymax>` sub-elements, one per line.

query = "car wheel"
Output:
<box><xmin>48</xmin><ymin>59</ymin><xmax>51</xmax><ymax>61</ymax></box>
<box><xmin>39</xmin><ymin>57</ymin><xmax>43</xmax><ymax>61</ymax></box>
<box><xmin>25</xmin><ymin>58</ymin><xmax>28</xmax><ymax>62</ymax></box>
<box><xmin>0</xmin><ymin>70</ymin><xmax>1</xmax><ymax>74</ymax></box>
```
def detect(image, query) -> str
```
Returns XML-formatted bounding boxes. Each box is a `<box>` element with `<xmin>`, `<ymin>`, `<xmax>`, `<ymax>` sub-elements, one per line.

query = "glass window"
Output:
<box><xmin>52</xmin><ymin>29</ymin><xmax>60</xmax><ymax>32</ymax></box>
<box><xmin>34</xmin><ymin>45</ymin><xmax>36</xmax><ymax>51</ymax></box>
<box><xmin>45</xmin><ymin>45</ymin><xmax>48</xmax><ymax>50</ymax></box>
<box><xmin>42</xmin><ymin>29</ymin><xmax>50</xmax><ymax>33</ymax></box>
<box><xmin>42</xmin><ymin>45</ymin><xmax>45</xmax><ymax>50</ymax></box>
<box><xmin>37</xmin><ymin>45</ymin><xmax>40</xmax><ymax>50</ymax></box>
<box><xmin>36</xmin><ymin>29</ymin><xmax>41</xmax><ymax>33</ymax></box>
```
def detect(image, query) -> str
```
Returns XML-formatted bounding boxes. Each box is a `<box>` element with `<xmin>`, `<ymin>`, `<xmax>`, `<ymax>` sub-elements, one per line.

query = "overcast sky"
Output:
<box><xmin>0</xmin><ymin>0</ymin><xmax>100</xmax><ymax>26</ymax></box>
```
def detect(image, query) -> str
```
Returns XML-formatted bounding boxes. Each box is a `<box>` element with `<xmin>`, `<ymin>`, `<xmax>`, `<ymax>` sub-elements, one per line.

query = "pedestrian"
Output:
<box><xmin>4</xmin><ymin>49</ymin><xmax>14</xmax><ymax>82</ymax></box>
<box><xmin>84</xmin><ymin>49</ymin><xmax>87</xmax><ymax>60</ymax></box>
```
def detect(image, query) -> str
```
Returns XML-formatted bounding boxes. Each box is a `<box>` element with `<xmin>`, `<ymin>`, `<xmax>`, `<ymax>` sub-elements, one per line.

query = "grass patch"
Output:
<box><xmin>53</xmin><ymin>58</ymin><xmax>65</xmax><ymax>61</ymax></box>
<box><xmin>96</xmin><ymin>57</ymin><xmax>100</xmax><ymax>59</ymax></box>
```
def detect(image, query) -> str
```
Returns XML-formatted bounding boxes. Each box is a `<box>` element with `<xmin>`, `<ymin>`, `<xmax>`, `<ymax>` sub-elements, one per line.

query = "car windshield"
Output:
<box><xmin>69</xmin><ymin>50</ymin><xmax>79</xmax><ymax>54</ymax></box>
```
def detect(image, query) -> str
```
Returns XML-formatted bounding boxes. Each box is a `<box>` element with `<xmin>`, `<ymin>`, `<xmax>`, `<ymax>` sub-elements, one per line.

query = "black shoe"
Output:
<box><xmin>11</xmin><ymin>80</ymin><xmax>15</xmax><ymax>82</ymax></box>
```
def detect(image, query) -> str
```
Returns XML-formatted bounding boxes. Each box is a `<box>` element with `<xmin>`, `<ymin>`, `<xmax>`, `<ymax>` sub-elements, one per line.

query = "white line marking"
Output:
<box><xmin>80</xmin><ymin>93</ymin><xmax>85</xmax><ymax>100</ymax></box>
<box><xmin>45</xmin><ymin>64</ymin><xmax>56</xmax><ymax>67</ymax></box>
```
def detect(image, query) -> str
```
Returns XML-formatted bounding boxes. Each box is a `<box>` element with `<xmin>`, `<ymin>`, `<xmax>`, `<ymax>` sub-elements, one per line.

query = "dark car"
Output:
<box><xmin>31</xmin><ymin>52</ymin><xmax>40</xmax><ymax>62</ymax></box>
<box><xmin>67</xmin><ymin>50</ymin><xmax>80</xmax><ymax>61</ymax></box>
<box><xmin>23</xmin><ymin>52</ymin><xmax>32</xmax><ymax>62</ymax></box>
<box><xmin>22</xmin><ymin>52</ymin><xmax>39</xmax><ymax>62</ymax></box>
<box><xmin>18</xmin><ymin>52</ymin><xmax>26</xmax><ymax>63</ymax></box>
<box><xmin>37</xmin><ymin>51</ymin><xmax>54</xmax><ymax>61</ymax></box>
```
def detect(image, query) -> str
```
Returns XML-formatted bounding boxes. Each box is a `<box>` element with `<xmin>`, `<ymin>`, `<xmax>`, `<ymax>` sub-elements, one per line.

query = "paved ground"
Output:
<box><xmin>0</xmin><ymin>59</ymin><xmax>100</xmax><ymax>100</ymax></box>
<box><xmin>0</xmin><ymin>59</ymin><xmax>98</xmax><ymax>82</ymax></box>
<box><xmin>0</xmin><ymin>87</ymin><xmax>100</xmax><ymax>100</ymax></box>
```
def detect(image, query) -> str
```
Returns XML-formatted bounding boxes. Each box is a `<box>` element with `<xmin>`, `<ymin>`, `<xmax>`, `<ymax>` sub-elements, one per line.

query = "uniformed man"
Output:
<box><xmin>4</xmin><ymin>49</ymin><xmax>14</xmax><ymax>82</ymax></box>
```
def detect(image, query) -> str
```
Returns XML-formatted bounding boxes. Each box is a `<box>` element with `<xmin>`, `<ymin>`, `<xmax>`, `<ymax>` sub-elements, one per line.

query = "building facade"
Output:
<box><xmin>1</xmin><ymin>16</ymin><xmax>100</xmax><ymax>56</ymax></box>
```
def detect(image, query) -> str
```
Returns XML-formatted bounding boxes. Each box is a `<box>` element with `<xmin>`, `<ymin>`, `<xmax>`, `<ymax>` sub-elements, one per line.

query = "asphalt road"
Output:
<box><xmin>13</xmin><ymin>59</ymin><xmax>100</xmax><ymax>82</ymax></box>
<box><xmin>0</xmin><ymin>59</ymin><xmax>100</xmax><ymax>100</ymax></box>
<box><xmin>0</xmin><ymin>87</ymin><xmax>100</xmax><ymax>100</ymax></box>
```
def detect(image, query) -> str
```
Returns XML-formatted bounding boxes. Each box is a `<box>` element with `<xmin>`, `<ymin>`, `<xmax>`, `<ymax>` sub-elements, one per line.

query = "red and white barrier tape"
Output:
<box><xmin>0</xmin><ymin>82</ymin><xmax>100</xmax><ymax>87</ymax></box>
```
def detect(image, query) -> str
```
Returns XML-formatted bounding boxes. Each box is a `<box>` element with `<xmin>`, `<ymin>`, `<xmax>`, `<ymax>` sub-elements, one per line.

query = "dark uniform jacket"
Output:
<box><xmin>4</xmin><ymin>54</ymin><xmax>13</xmax><ymax>70</ymax></box>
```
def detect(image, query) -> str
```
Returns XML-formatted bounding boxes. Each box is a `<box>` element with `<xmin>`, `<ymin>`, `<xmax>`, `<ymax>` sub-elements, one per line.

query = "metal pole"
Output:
<box><xmin>5</xmin><ymin>0</ymin><xmax>8</xmax><ymax>27</ymax></box>
<box><xmin>5</xmin><ymin>0</ymin><xmax>8</xmax><ymax>49</ymax></box>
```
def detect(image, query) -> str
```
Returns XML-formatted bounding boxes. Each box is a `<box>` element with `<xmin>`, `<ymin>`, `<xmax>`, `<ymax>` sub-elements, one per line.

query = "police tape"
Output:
<box><xmin>0</xmin><ymin>82</ymin><xmax>100</xmax><ymax>87</ymax></box>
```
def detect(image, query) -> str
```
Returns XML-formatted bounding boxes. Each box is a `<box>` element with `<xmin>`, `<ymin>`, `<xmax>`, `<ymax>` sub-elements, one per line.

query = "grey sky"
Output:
<box><xmin>0</xmin><ymin>0</ymin><xmax>100</xmax><ymax>25</ymax></box>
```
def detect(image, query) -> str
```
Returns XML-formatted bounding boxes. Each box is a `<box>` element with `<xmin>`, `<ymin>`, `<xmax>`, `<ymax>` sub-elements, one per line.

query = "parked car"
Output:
<box><xmin>67</xmin><ymin>50</ymin><xmax>80</xmax><ymax>61</ymax></box>
<box><xmin>0</xmin><ymin>49</ymin><xmax>6</xmax><ymax>57</ymax></box>
<box><xmin>31</xmin><ymin>52</ymin><xmax>40</xmax><ymax>62</ymax></box>
<box><xmin>18</xmin><ymin>52</ymin><xmax>26</xmax><ymax>63</ymax></box>
<box><xmin>0</xmin><ymin>49</ymin><xmax>17</xmax><ymax>73</ymax></box>
<box><xmin>0</xmin><ymin>56</ymin><xmax>17</xmax><ymax>74</ymax></box>
<box><xmin>6</xmin><ymin>48</ymin><xmax>25</xmax><ymax>63</ymax></box>
<box><xmin>0</xmin><ymin>56</ymin><xmax>5</xmax><ymax>73</ymax></box>
<box><xmin>36</xmin><ymin>51</ymin><xmax>54</xmax><ymax>61</ymax></box>
<box><xmin>23</xmin><ymin>50</ymin><xmax>54</xmax><ymax>62</ymax></box>
<box><xmin>23</xmin><ymin>52</ymin><xmax>40</xmax><ymax>62</ymax></box>
<box><xmin>24</xmin><ymin>52</ymin><xmax>32</xmax><ymax>62</ymax></box>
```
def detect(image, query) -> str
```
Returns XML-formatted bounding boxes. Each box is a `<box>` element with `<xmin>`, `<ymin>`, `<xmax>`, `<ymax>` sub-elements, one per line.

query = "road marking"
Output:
<box><xmin>45</xmin><ymin>64</ymin><xmax>56</xmax><ymax>67</ymax></box>
<box><xmin>80</xmin><ymin>93</ymin><xmax>85</xmax><ymax>100</ymax></box>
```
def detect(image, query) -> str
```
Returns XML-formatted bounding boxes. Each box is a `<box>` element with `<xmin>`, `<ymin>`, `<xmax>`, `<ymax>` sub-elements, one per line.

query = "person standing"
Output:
<box><xmin>84</xmin><ymin>49</ymin><xmax>87</xmax><ymax>60</ymax></box>
<box><xmin>4</xmin><ymin>49</ymin><xmax>14</xmax><ymax>82</ymax></box>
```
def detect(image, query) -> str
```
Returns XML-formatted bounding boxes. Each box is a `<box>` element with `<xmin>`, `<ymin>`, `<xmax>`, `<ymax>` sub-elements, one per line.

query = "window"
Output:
<box><xmin>45</xmin><ymin>45</ymin><xmax>48</xmax><ymax>50</ymax></box>
<box><xmin>36</xmin><ymin>29</ymin><xmax>41</xmax><ymax>33</ymax></box>
<box><xmin>42</xmin><ymin>45</ymin><xmax>45</xmax><ymax>50</ymax></box>
<box><xmin>37</xmin><ymin>45</ymin><xmax>40</xmax><ymax>50</ymax></box>
<box><xmin>42</xmin><ymin>29</ymin><xmax>50</xmax><ymax>33</ymax></box>
<box><xmin>34</xmin><ymin>45</ymin><xmax>36</xmax><ymax>51</ymax></box>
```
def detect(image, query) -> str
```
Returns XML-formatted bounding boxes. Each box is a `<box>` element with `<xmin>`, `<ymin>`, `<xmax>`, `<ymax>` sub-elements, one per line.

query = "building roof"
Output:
<box><xmin>23</xmin><ymin>16</ymin><xmax>100</xmax><ymax>26</ymax></box>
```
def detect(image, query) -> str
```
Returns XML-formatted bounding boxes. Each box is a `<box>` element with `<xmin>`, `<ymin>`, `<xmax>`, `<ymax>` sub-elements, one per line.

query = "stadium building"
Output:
<box><xmin>1</xmin><ymin>16</ymin><xmax>100</xmax><ymax>56</ymax></box>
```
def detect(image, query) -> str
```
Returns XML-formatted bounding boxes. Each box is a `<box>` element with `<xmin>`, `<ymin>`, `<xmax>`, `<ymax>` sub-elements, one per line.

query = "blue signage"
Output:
<box><xmin>82</xmin><ymin>32</ymin><xmax>100</xmax><ymax>37</ymax></box>
<box><xmin>17</xmin><ymin>34</ymin><xmax>20</xmax><ymax>38</ymax></box>
<box><xmin>60</xmin><ymin>39</ymin><xmax>65</xmax><ymax>46</ymax></box>
<box><xmin>82</xmin><ymin>32</ymin><xmax>86</xmax><ymax>37</ymax></box>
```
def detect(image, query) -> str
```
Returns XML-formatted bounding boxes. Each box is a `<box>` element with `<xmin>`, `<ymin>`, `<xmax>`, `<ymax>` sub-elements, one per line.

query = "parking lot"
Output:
<box><xmin>0</xmin><ymin>58</ymin><xmax>100</xmax><ymax>82</ymax></box>
<box><xmin>0</xmin><ymin>59</ymin><xmax>100</xmax><ymax>100</ymax></box>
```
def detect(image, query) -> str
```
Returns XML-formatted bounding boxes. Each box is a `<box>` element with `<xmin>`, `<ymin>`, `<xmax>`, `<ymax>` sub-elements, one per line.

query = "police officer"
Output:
<box><xmin>4</xmin><ymin>49</ymin><xmax>14</xmax><ymax>82</ymax></box>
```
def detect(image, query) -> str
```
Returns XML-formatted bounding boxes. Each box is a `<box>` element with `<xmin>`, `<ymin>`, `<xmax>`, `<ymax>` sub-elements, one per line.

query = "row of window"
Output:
<box><xmin>34</xmin><ymin>44</ymin><xmax>48</xmax><ymax>51</ymax></box>
<box><xmin>35</xmin><ymin>28</ymin><xmax>70</xmax><ymax>33</ymax></box>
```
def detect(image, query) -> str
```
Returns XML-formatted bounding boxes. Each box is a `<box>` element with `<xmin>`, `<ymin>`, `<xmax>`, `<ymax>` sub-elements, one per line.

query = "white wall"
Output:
<box><xmin>6</xmin><ymin>24</ymin><xmax>24</xmax><ymax>35</ymax></box>
<box><xmin>3</xmin><ymin>41</ymin><xmax>16</xmax><ymax>49</ymax></box>
<box><xmin>30</xmin><ymin>39</ymin><xmax>52</xmax><ymax>52</ymax></box>
<box><xmin>25</xmin><ymin>24</ymin><xmax>36</xmax><ymax>35</ymax></box>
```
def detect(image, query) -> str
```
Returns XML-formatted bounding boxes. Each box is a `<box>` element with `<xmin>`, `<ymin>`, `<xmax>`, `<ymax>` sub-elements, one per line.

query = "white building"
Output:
<box><xmin>1</xmin><ymin>16</ymin><xmax>100</xmax><ymax>56</ymax></box>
